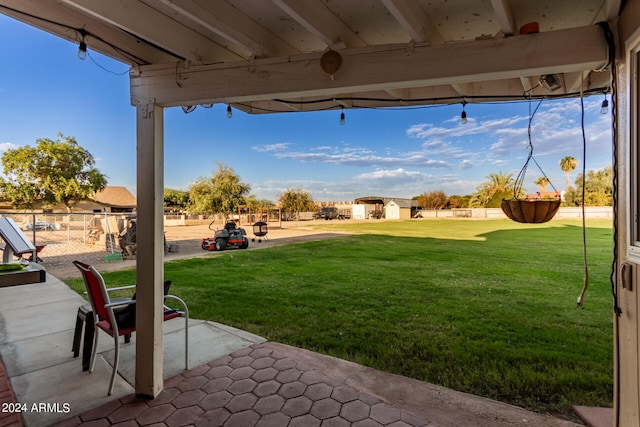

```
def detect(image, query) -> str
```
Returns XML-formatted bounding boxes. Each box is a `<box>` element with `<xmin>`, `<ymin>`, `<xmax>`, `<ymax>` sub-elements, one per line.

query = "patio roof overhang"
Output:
<box><xmin>0</xmin><ymin>0</ymin><xmax>618</xmax><ymax>114</ymax></box>
<box><xmin>0</xmin><ymin>0</ymin><xmax>627</xmax><ymax>405</ymax></box>
<box><xmin>130</xmin><ymin>24</ymin><xmax>611</xmax><ymax>110</ymax></box>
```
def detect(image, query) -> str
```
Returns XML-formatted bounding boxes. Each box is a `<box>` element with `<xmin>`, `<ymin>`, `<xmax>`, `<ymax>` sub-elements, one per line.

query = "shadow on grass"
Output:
<box><xmin>65</xmin><ymin>222</ymin><xmax>614</xmax><ymax>415</ymax></box>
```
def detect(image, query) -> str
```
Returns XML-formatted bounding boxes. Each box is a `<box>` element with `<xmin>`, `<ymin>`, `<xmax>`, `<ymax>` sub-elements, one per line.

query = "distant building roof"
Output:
<box><xmin>91</xmin><ymin>186</ymin><xmax>137</xmax><ymax>208</ymax></box>
<box><xmin>355</xmin><ymin>196</ymin><xmax>417</xmax><ymax>207</ymax></box>
<box><xmin>385</xmin><ymin>199</ymin><xmax>415</xmax><ymax>208</ymax></box>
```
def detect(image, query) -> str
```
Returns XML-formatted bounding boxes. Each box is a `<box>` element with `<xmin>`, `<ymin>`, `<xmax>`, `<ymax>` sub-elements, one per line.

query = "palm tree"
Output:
<box><xmin>470</xmin><ymin>171</ymin><xmax>524</xmax><ymax>207</ymax></box>
<box><xmin>534</xmin><ymin>176</ymin><xmax>550</xmax><ymax>193</ymax></box>
<box><xmin>559</xmin><ymin>156</ymin><xmax>578</xmax><ymax>194</ymax></box>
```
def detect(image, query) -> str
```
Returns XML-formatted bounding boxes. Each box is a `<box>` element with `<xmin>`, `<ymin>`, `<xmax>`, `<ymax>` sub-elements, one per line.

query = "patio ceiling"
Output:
<box><xmin>0</xmin><ymin>0</ymin><xmax>620</xmax><ymax>113</ymax></box>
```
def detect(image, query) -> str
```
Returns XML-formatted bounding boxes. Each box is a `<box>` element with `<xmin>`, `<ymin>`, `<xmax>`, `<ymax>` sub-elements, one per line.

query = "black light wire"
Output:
<box><xmin>86</xmin><ymin>50</ymin><xmax>130</xmax><ymax>76</ymax></box>
<box><xmin>0</xmin><ymin>4</ymin><xmax>184</xmax><ymax>67</ymax></box>
<box><xmin>235</xmin><ymin>87</ymin><xmax>611</xmax><ymax>115</ymax></box>
<box><xmin>271</xmin><ymin>87</ymin><xmax>610</xmax><ymax>112</ymax></box>
<box><xmin>576</xmin><ymin>92</ymin><xmax>589</xmax><ymax>308</ymax></box>
<box><xmin>596</xmin><ymin>21</ymin><xmax>621</xmax><ymax>315</ymax></box>
<box><xmin>513</xmin><ymin>98</ymin><xmax>542</xmax><ymax>197</ymax></box>
<box><xmin>595</xmin><ymin>20</ymin><xmax>621</xmax><ymax>426</ymax></box>
<box><xmin>511</xmin><ymin>98</ymin><xmax>559</xmax><ymax>199</ymax></box>
<box><xmin>1</xmin><ymin>4</ymin><xmax>613</xmax><ymax>110</ymax></box>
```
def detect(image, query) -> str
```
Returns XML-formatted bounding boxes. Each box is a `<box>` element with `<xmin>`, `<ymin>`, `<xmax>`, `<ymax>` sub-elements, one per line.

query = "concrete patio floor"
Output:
<box><xmin>0</xmin><ymin>275</ymin><xmax>608</xmax><ymax>427</ymax></box>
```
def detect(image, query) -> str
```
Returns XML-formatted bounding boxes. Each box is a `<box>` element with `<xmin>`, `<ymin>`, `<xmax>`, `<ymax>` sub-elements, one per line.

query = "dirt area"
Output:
<box><xmin>38</xmin><ymin>221</ymin><xmax>351</xmax><ymax>280</ymax></box>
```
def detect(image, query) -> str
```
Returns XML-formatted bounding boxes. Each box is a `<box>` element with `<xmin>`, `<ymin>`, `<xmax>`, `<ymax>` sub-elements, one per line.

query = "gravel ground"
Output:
<box><xmin>34</xmin><ymin>221</ymin><xmax>351</xmax><ymax>280</ymax></box>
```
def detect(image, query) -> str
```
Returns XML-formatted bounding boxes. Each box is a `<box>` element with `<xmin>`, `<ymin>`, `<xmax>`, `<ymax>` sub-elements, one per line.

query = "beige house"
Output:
<box><xmin>355</xmin><ymin>196</ymin><xmax>417</xmax><ymax>219</ymax></box>
<box><xmin>0</xmin><ymin>186</ymin><xmax>136</xmax><ymax>213</ymax></box>
<box><xmin>385</xmin><ymin>199</ymin><xmax>417</xmax><ymax>220</ymax></box>
<box><xmin>86</xmin><ymin>186</ymin><xmax>137</xmax><ymax>213</ymax></box>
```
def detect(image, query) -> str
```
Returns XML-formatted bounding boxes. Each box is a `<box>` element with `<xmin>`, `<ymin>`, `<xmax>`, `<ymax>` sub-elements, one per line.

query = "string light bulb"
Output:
<box><xmin>461</xmin><ymin>101</ymin><xmax>468</xmax><ymax>124</ymax></box>
<box><xmin>600</xmin><ymin>96</ymin><xmax>609</xmax><ymax>114</ymax></box>
<box><xmin>340</xmin><ymin>107</ymin><xmax>345</xmax><ymax>125</ymax></box>
<box><xmin>77</xmin><ymin>41</ymin><xmax>87</xmax><ymax>60</ymax></box>
<box><xmin>77</xmin><ymin>29</ymin><xmax>88</xmax><ymax>60</ymax></box>
<box><xmin>226</xmin><ymin>104</ymin><xmax>233</xmax><ymax>118</ymax></box>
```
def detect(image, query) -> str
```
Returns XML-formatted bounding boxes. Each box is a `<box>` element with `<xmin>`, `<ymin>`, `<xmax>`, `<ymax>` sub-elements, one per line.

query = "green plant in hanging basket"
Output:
<box><xmin>501</xmin><ymin>99</ymin><xmax>561</xmax><ymax>224</ymax></box>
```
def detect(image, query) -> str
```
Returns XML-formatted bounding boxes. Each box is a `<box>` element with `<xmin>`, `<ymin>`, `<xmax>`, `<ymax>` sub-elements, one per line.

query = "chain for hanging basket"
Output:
<box><xmin>501</xmin><ymin>99</ymin><xmax>561</xmax><ymax>223</ymax></box>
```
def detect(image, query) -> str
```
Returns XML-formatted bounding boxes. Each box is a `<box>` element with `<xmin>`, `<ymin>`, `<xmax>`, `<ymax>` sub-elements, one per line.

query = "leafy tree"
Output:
<box><xmin>469</xmin><ymin>171</ymin><xmax>523</xmax><ymax>208</ymax></box>
<box><xmin>187</xmin><ymin>180</ymin><xmax>215</xmax><ymax>214</ymax></box>
<box><xmin>0</xmin><ymin>134</ymin><xmax>107</xmax><ymax>211</ymax></box>
<box><xmin>564</xmin><ymin>166</ymin><xmax>612</xmax><ymax>206</ymax></box>
<box><xmin>278</xmin><ymin>188</ymin><xmax>315</xmax><ymax>217</ymax></box>
<box><xmin>187</xmin><ymin>163</ymin><xmax>250</xmax><ymax>216</ymax></box>
<box><xmin>448</xmin><ymin>195</ymin><xmax>471</xmax><ymax>208</ymax></box>
<box><xmin>534</xmin><ymin>176</ymin><xmax>550</xmax><ymax>193</ymax></box>
<box><xmin>244</xmin><ymin>195</ymin><xmax>275</xmax><ymax>206</ymax></box>
<box><xmin>560</xmin><ymin>156</ymin><xmax>578</xmax><ymax>194</ymax></box>
<box><xmin>164</xmin><ymin>188</ymin><xmax>190</xmax><ymax>212</ymax></box>
<box><xmin>416</xmin><ymin>191</ymin><xmax>448</xmax><ymax>209</ymax></box>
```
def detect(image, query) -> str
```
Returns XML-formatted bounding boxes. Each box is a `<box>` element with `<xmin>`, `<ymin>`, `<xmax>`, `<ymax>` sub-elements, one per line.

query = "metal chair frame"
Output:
<box><xmin>72</xmin><ymin>260</ymin><xmax>189</xmax><ymax>395</ymax></box>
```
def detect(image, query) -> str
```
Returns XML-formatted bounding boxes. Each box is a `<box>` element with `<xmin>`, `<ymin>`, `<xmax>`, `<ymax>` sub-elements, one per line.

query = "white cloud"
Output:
<box><xmin>355</xmin><ymin>168</ymin><xmax>426</xmax><ymax>181</ymax></box>
<box><xmin>407</xmin><ymin>115</ymin><xmax>527</xmax><ymax>140</ymax></box>
<box><xmin>489</xmin><ymin>140</ymin><xmax>513</xmax><ymax>156</ymax></box>
<box><xmin>246</xmin><ymin>98</ymin><xmax>613</xmax><ymax>201</ymax></box>
<box><xmin>270</xmin><ymin>146</ymin><xmax>451</xmax><ymax>168</ymax></box>
<box><xmin>0</xmin><ymin>142</ymin><xmax>18</xmax><ymax>151</ymax></box>
<box><xmin>459</xmin><ymin>159</ymin><xmax>474</xmax><ymax>170</ymax></box>
<box><xmin>251</xmin><ymin>178</ymin><xmax>363</xmax><ymax>202</ymax></box>
<box><xmin>250</xmin><ymin>169</ymin><xmax>475</xmax><ymax>201</ymax></box>
<box><xmin>420</xmin><ymin>139</ymin><xmax>469</xmax><ymax>159</ymax></box>
<box><xmin>252</xmin><ymin>143</ymin><xmax>290</xmax><ymax>152</ymax></box>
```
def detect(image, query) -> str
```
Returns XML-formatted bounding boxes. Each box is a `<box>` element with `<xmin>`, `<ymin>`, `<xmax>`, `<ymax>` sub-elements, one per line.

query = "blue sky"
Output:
<box><xmin>0</xmin><ymin>14</ymin><xmax>613</xmax><ymax>203</ymax></box>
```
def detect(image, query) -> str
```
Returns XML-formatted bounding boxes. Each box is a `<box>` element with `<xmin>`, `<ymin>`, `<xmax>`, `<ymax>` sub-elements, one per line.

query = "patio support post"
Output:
<box><xmin>134</xmin><ymin>100</ymin><xmax>165</xmax><ymax>398</ymax></box>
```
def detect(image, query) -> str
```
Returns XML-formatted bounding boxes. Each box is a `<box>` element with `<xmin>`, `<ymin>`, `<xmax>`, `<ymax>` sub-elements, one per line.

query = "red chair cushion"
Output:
<box><xmin>96</xmin><ymin>309</ymin><xmax>182</xmax><ymax>337</ymax></box>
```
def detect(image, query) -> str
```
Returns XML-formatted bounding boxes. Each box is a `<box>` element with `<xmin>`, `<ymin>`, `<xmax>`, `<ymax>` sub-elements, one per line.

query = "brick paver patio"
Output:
<box><xmin>0</xmin><ymin>355</ymin><xmax>22</xmax><ymax>427</ymax></box>
<box><xmin>51</xmin><ymin>342</ymin><xmax>435</xmax><ymax>427</ymax></box>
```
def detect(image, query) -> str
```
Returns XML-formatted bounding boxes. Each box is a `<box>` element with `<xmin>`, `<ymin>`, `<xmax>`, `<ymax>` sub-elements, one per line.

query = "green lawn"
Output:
<box><xmin>65</xmin><ymin>219</ymin><xmax>614</xmax><ymax>415</ymax></box>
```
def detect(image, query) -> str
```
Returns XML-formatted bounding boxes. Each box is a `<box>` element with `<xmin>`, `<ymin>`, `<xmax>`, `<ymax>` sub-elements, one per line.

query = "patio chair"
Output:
<box><xmin>72</xmin><ymin>260</ymin><xmax>189</xmax><ymax>395</ymax></box>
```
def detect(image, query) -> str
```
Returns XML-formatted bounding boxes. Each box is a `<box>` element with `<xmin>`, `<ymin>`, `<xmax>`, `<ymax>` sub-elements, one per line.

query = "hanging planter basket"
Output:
<box><xmin>501</xmin><ymin>99</ymin><xmax>561</xmax><ymax>224</ymax></box>
<box><xmin>501</xmin><ymin>198</ymin><xmax>561</xmax><ymax>223</ymax></box>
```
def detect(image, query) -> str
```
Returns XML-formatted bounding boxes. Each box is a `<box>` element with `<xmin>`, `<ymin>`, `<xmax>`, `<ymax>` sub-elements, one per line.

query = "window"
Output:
<box><xmin>628</xmin><ymin>32</ymin><xmax>640</xmax><ymax>259</ymax></box>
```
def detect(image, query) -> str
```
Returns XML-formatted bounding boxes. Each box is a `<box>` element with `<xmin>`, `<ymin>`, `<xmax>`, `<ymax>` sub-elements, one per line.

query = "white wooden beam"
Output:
<box><xmin>563</xmin><ymin>70</ymin><xmax>589</xmax><ymax>93</ymax></box>
<box><xmin>158</xmin><ymin>0</ymin><xmax>297</xmax><ymax>58</ymax></box>
<box><xmin>60</xmin><ymin>0</ymin><xmax>242</xmax><ymax>62</ymax></box>
<box><xmin>335</xmin><ymin>99</ymin><xmax>353</xmax><ymax>109</ymax></box>
<box><xmin>385</xmin><ymin>88</ymin><xmax>410</xmax><ymax>99</ymax></box>
<box><xmin>380</xmin><ymin>0</ymin><xmax>444</xmax><ymax>44</ymax></box>
<box><xmin>490</xmin><ymin>0</ymin><xmax>517</xmax><ymax>36</ymax></box>
<box><xmin>603</xmin><ymin>0</ymin><xmax>622</xmax><ymax>22</ymax></box>
<box><xmin>520</xmin><ymin>76</ymin><xmax>536</xmax><ymax>93</ymax></box>
<box><xmin>134</xmin><ymin>101</ymin><xmax>165</xmax><ymax>398</ymax></box>
<box><xmin>0</xmin><ymin>0</ymin><xmax>177</xmax><ymax>64</ymax></box>
<box><xmin>588</xmin><ymin>69</ymin><xmax>613</xmax><ymax>89</ymax></box>
<box><xmin>130</xmin><ymin>25</ymin><xmax>609</xmax><ymax>107</ymax></box>
<box><xmin>450</xmin><ymin>83</ymin><xmax>472</xmax><ymax>97</ymax></box>
<box><xmin>274</xmin><ymin>101</ymin><xmax>303</xmax><ymax>112</ymax></box>
<box><xmin>271</xmin><ymin>0</ymin><xmax>365</xmax><ymax>48</ymax></box>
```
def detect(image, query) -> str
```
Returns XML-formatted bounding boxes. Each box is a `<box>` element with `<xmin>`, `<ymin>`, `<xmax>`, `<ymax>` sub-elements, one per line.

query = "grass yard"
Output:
<box><xmin>65</xmin><ymin>219</ymin><xmax>614</xmax><ymax>415</ymax></box>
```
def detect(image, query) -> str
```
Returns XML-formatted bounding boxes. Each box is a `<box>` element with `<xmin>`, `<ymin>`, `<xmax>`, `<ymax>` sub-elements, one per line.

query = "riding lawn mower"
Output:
<box><xmin>201</xmin><ymin>220</ymin><xmax>249</xmax><ymax>251</ymax></box>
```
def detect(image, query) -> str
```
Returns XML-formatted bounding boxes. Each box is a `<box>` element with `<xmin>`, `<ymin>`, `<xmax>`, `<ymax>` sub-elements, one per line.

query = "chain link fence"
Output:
<box><xmin>0</xmin><ymin>211</ymin><xmax>135</xmax><ymax>248</ymax></box>
<box><xmin>0</xmin><ymin>212</ymin><xmax>223</xmax><ymax>266</ymax></box>
<box><xmin>0</xmin><ymin>212</ymin><xmax>141</xmax><ymax>266</ymax></box>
